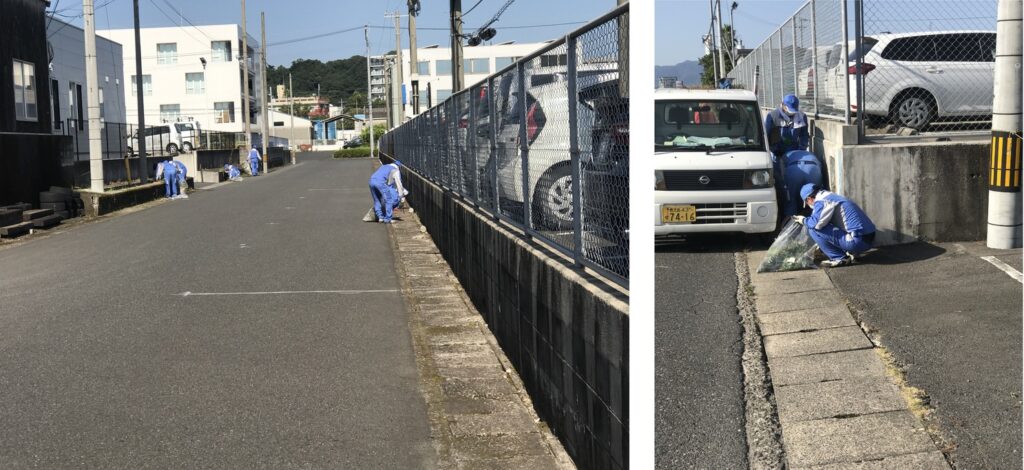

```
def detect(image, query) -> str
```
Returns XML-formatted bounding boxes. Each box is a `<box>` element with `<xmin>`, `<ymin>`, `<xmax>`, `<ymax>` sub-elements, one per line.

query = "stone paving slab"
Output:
<box><xmin>782</xmin><ymin>411</ymin><xmax>939</xmax><ymax>468</ymax></box>
<box><xmin>751</xmin><ymin>273</ymin><xmax>835</xmax><ymax>295</ymax></box>
<box><xmin>763</xmin><ymin>326</ymin><xmax>873</xmax><ymax>358</ymax></box>
<box><xmin>774</xmin><ymin>378</ymin><xmax>907</xmax><ymax>423</ymax></box>
<box><xmin>756</xmin><ymin>289</ymin><xmax>848</xmax><ymax>314</ymax></box>
<box><xmin>768</xmin><ymin>349</ymin><xmax>888</xmax><ymax>386</ymax></box>
<box><xmin>794</xmin><ymin>450</ymin><xmax>949</xmax><ymax>469</ymax></box>
<box><xmin>758</xmin><ymin>307</ymin><xmax>859</xmax><ymax>336</ymax></box>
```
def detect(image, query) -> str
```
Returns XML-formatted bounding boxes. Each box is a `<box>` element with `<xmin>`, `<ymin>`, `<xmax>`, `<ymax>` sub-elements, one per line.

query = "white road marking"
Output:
<box><xmin>284</xmin><ymin>206</ymin><xmax>294</xmax><ymax>210</ymax></box>
<box><xmin>178</xmin><ymin>289</ymin><xmax>400</xmax><ymax>297</ymax></box>
<box><xmin>981</xmin><ymin>256</ymin><xmax>1023</xmax><ymax>284</ymax></box>
<box><xmin>239</xmin><ymin>243</ymin><xmax>249</xmax><ymax>249</ymax></box>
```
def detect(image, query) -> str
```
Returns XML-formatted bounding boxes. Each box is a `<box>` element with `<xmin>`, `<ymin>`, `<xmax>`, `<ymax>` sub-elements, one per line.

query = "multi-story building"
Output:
<box><xmin>376</xmin><ymin>41</ymin><xmax>550</xmax><ymax>119</ymax></box>
<box><xmin>369</xmin><ymin>56</ymin><xmax>387</xmax><ymax>105</ymax></box>
<box><xmin>97</xmin><ymin>24</ymin><xmax>262</xmax><ymax>141</ymax></box>
<box><xmin>47</xmin><ymin>18</ymin><xmax>127</xmax><ymax>159</ymax></box>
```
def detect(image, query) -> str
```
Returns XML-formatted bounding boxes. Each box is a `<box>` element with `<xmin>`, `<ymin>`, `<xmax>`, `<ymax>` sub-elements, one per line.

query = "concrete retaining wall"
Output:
<box><xmin>391</xmin><ymin>157</ymin><xmax>628</xmax><ymax>470</ymax></box>
<box><xmin>810</xmin><ymin>120</ymin><xmax>989</xmax><ymax>245</ymax></box>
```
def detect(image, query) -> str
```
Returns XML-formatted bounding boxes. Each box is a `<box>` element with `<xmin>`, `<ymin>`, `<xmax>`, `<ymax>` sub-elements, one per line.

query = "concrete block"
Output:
<box><xmin>783</xmin><ymin>411</ymin><xmax>938</xmax><ymax>467</ymax></box>
<box><xmin>448</xmin><ymin>409</ymin><xmax>538</xmax><ymax>437</ymax></box>
<box><xmin>769</xmin><ymin>349</ymin><xmax>888</xmax><ymax>386</ymax></box>
<box><xmin>30</xmin><ymin>214</ymin><xmax>62</xmax><ymax>229</ymax></box>
<box><xmin>794</xmin><ymin>451</ymin><xmax>949</xmax><ymax>469</ymax></box>
<box><xmin>756</xmin><ymin>289</ymin><xmax>847</xmax><ymax>314</ymax></box>
<box><xmin>775</xmin><ymin>377</ymin><xmax>906</xmax><ymax>423</ymax></box>
<box><xmin>763</xmin><ymin>326</ymin><xmax>872</xmax><ymax>358</ymax></box>
<box><xmin>0</xmin><ymin>221</ymin><xmax>33</xmax><ymax>238</ymax></box>
<box><xmin>758</xmin><ymin>307</ymin><xmax>858</xmax><ymax>336</ymax></box>
<box><xmin>753</xmin><ymin>273</ymin><xmax>834</xmax><ymax>295</ymax></box>
<box><xmin>21</xmin><ymin>208</ymin><xmax>53</xmax><ymax>221</ymax></box>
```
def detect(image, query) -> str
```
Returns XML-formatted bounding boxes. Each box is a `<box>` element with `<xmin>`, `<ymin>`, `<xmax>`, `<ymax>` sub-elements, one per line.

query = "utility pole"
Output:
<box><xmin>365</xmin><ymin>26</ymin><xmax>375</xmax><ymax>158</ymax></box>
<box><xmin>707</xmin><ymin>0</ymin><xmax>719</xmax><ymax>84</ymax></box>
<box><xmin>408</xmin><ymin>0</ymin><xmax>419</xmax><ymax>114</ymax></box>
<box><xmin>716</xmin><ymin>0</ymin><xmax>727</xmax><ymax>80</ymax></box>
<box><xmin>240</xmin><ymin>0</ymin><xmax>251</xmax><ymax>168</ymax></box>
<box><xmin>260</xmin><ymin>12</ymin><xmax>269</xmax><ymax>174</ymax></box>
<box><xmin>84</xmin><ymin>0</ymin><xmax>104</xmax><ymax>192</ymax></box>
<box><xmin>289</xmin><ymin>73</ymin><xmax>295</xmax><ymax>150</ymax></box>
<box><xmin>390</xmin><ymin>11</ymin><xmax>404</xmax><ymax>126</ymax></box>
<box><xmin>450</xmin><ymin>0</ymin><xmax>465</xmax><ymax>92</ymax></box>
<box><xmin>132</xmin><ymin>0</ymin><xmax>148</xmax><ymax>183</ymax></box>
<box><xmin>987</xmin><ymin>0</ymin><xmax>1022</xmax><ymax>249</ymax></box>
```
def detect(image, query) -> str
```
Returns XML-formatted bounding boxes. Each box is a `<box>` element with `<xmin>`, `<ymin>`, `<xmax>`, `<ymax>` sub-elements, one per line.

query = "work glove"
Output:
<box><xmin>793</xmin><ymin>215</ymin><xmax>806</xmax><ymax>225</ymax></box>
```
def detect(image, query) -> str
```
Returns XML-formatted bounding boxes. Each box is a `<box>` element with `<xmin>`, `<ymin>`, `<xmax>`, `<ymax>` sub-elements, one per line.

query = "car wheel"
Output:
<box><xmin>532</xmin><ymin>165</ymin><xmax>574</xmax><ymax>231</ymax></box>
<box><xmin>893</xmin><ymin>91</ymin><xmax>935</xmax><ymax>129</ymax></box>
<box><xmin>183</xmin><ymin>142</ymin><xmax>193</xmax><ymax>152</ymax></box>
<box><xmin>167</xmin><ymin>143</ymin><xmax>179</xmax><ymax>155</ymax></box>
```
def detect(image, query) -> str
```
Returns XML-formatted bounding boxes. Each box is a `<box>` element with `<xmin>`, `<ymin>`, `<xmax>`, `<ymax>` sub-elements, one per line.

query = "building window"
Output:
<box><xmin>214</xmin><ymin>101</ymin><xmax>235</xmax><ymax>123</ymax></box>
<box><xmin>212</xmin><ymin>40</ymin><xmax>232</xmax><ymax>62</ymax></box>
<box><xmin>157</xmin><ymin>43</ymin><xmax>177</xmax><ymax>64</ymax></box>
<box><xmin>131</xmin><ymin>75</ymin><xmax>152</xmax><ymax>96</ymax></box>
<box><xmin>495</xmin><ymin>57</ymin><xmax>515</xmax><ymax>70</ymax></box>
<box><xmin>436</xmin><ymin>89</ymin><xmax>452</xmax><ymax>102</ymax></box>
<box><xmin>185</xmin><ymin>72</ymin><xmax>205</xmax><ymax>94</ymax></box>
<box><xmin>464</xmin><ymin>58</ymin><xmax>489</xmax><ymax>74</ymax></box>
<box><xmin>417</xmin><ymin>61</ymin><xmax>429</xmax><ymax>75</ymax></box>
<box><xmin>160</xmin><ymin>104</ymin><xmax>180</xmax><ymax>122</ymax></box>
<box><xmin>12</xmin><ymin>59</ymin><xmax>38</xmax><ymax>122</ymax></box>
<box><xmin>99</xmin><ymin>87</ymin><xmax>105</xmax><ymax>120</ymax></box>
<box><xmin>418</xmin><ymin>89</ymin><xmax>428</xmax><ymax>108</ymax></box>
<box><xmin>51</xmin><ymin>79</ymin><xmax>61</xmax><ymax>129</ymax></box>
<box><xmin>435</xmin><ymin>60</ymin><xmax>452</xmax><ymax>75</ymax></box>
<box><xmin>540</xmin><ymin>54</ymin><xmax>567</xmax><ymax>67</ymax></box>
<box><xmin>273</xmin><ymin>121</ymin><xmax>284</xmax><ymax>127</ymax></box>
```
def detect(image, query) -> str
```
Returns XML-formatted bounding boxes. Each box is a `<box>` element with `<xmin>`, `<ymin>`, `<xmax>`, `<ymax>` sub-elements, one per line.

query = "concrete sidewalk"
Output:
<box><xmin>388</xmin><ymin>207</ymin><xmax>574</xmax><ymax>469</ymax></box>
<box><xmin>745</xmin><ymin>251</ymin><xmax>949</xmax><ymax>469</ymax></box>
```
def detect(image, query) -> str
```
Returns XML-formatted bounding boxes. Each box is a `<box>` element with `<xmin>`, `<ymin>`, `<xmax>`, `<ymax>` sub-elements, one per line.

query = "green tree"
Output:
<box><xmin>348</xmin><ymin>91</ymin><xmax>367</xmax><ymax>109</ymax></box>
<box><xmin>360</xmin><ymin>124</ymin><xmax>388</xmax><ymax>145</ymax></box>
<box><xmin>700</xmin><ymin>25</ymin><xmax>737</xmax><ymax>87</ymax></box>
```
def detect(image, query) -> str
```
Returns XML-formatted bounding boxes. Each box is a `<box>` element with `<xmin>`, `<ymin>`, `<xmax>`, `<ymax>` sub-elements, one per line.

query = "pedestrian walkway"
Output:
<box><xmin>746</xmin><ymin>251</ymin><xmax>949</xmax><ymax>468</ymax></box>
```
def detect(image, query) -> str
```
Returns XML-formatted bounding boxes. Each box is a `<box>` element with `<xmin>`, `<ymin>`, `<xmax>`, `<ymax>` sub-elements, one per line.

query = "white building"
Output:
<box><xmin>47</xmin><ymin>18</ymin><xmax>127</xmax><ymax>158</ymax></box>
<box><xmin>378</xmin><ymin>41</ymin><xmax>551</xmax><ymax>119</ymax></box>
<box><xmin>369</xmin><ymin>56</ymin><xmax>387</xmax><ymax>105</ymax></box>
<box><xmin>97</xmin><ymin>24</ymin><xmax>262</xmax><ymax>141</ymax></box>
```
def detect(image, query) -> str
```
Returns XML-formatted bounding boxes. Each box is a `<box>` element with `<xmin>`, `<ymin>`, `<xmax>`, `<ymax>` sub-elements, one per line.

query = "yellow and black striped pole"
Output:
<box><xmin>987</xmin><ymin>0</ymin><xmax>1022</xmax><ymax>249</ymax></box>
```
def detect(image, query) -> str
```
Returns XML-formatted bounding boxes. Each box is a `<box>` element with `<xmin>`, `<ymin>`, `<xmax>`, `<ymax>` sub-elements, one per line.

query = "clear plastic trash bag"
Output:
<box><xmin>757</xmin><ymin>219</ymin><xmax>818</xmax><ymax>273</ymax></box>
<box><xmin>362</xmin><ymin>208</ymin><xmax>378</xmax><ymax>222</ymax></box>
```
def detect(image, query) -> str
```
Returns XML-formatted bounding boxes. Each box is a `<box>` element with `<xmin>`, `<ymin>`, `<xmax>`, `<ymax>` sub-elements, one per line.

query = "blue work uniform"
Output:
<box><xmin>369</xmin><ymin>163</ymin><xmax>400</xmax><ymax>223</ymax></box>
<box><xmin>805</xmin><ymin>190</ymin><xmax>876</xmax><ymax>261</ymax></box>
<box><xmin>764</xmin><ymin>107</ymin><xmax>810</xmax><ymax>160</ymax></box>
<box><xmin>172</xmin><ymin>160</ymin><xmax>188</xmax><ymax>191</ymax></box>
<box><xmin>780</xmin><ymin>150</ymin><xmax>823</xmax><ymax>218</ymax></box>
<box><xmin>248</xmin><ymin>148</ymin><xmax>261</xmax><ymax>176</ymax></box>
<box><xmin>225</xmin><ymin>164</ymin><xmax>241</xmax><ymax>180</ymax></box>
<box><xmin>158</xmin><ymin>161</ymin><xmax>179</xmax><ymax>197</ymax></box>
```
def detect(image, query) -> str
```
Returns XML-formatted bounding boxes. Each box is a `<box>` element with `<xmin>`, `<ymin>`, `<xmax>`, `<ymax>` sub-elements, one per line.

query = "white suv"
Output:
<box><xmin>824</xmin><ymin>31</ymin><xmax>996</xmax><ymax>129</ymax></box>
<box><xmin>654</xmin><ymin>89</ymin><xmax>778</xmax><ymax>236</ymax></box>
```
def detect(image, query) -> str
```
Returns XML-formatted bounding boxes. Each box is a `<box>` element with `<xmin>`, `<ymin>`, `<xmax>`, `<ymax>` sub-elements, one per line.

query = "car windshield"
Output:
<box><xmin>825</xmin><ymin>38</ymin><xmax>878</xmax><ymax>68</ymax></box>
<box><xmin>654</xmin><ymin>99</ymin><xmax>764</xmax><ymax>151</ymax></box>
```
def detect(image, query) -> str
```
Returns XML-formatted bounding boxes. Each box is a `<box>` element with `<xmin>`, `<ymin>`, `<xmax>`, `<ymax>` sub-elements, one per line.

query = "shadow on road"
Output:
<box><xmin>655</xmin><ymin>233</ymin><xmax>754</xmax><ymax>254</ymax></box>
<box><xmin>857</xmin><ymin>242</ymin><xmax>947</xmax><ymax>266</ymax></box>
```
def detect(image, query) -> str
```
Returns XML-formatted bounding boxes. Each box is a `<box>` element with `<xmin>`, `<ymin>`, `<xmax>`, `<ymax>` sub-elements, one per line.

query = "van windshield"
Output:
<box><xmin>655</xmin><ymin>99</ymin><xmax>765</xmax><ymax>151</ymax></box>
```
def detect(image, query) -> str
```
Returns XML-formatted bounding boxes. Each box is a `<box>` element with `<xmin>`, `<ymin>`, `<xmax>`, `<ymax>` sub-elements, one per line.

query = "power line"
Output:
<box><xmin>158</xmin><ymin>0</ymin><xmax>214</xmax><ymax>41</ymax></box>
<box><xmin>463</xmin><ymin>0</ymin><xmax>486</xmax><ymax>16</ymax></box>
<box><xmin>267</xmin><ymin>26</ymin><xmax>364</xmax><ymax>47</ymax></box>
<box><xmin>147</xmin><ymin>0</ymin><xmax>210</xmax><ymax>46</ymax></box>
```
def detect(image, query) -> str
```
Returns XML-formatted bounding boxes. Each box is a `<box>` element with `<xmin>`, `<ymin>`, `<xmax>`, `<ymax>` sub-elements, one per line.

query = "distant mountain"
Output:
<box><xmin>655</xmin><ymin>60</ymin><xmax>702</xmax><ymax>87</ymax></box>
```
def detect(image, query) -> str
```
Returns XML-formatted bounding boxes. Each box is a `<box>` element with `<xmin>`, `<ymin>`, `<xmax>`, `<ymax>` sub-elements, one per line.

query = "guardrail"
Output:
<box><xmin>381</xmin><ymin>3</ymin><xmax>629</xmax><ymax>287</ymax></box>
<box><xmin>727</xmin><ymin>0</ymin><xmax>997</xmax><ymax>136</ymax></box>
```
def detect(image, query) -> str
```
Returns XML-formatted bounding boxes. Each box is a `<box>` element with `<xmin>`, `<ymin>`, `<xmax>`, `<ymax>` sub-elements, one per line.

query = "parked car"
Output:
<box><xmin>654</xmin><ymin>88</ymin><xmax>778</xmax><ymax>236</ymax></box>
<box><xmin>343</xmin><ymin>137</ymin><xmax>364</xmax><ymax>148</ymax></box>
<box><xmin>173</xmin><ymin>121</ymin><xmax>201</xmax><ymax>152</ymax></box>
<box><xmin>126</xmin><ymin>121</ymin><xmax>201</xmax><ymax>156</ymax></box>
<box><xmin>823</xmin><ymin>31</ymin><xmax>996</xmax><ymax>129</ymax></box>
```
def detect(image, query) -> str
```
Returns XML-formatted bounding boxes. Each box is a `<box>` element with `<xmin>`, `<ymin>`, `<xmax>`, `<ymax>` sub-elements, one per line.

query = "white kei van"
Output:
<box><xmin>654</xmin><ymin>89</ymin><xmax>778</xmax><ymax>235</ymax></box>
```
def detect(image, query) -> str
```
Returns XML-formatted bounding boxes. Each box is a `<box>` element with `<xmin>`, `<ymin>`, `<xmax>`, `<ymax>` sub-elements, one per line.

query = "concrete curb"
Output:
<box><xmin>745</xmin><ymin>251</ymin><xmax>950</xmax><ymax>469</ymax></box>
<box><xmin>387</xmin><ymin>210</ymin><xmax>575</xmax><ymax>469</ymax></box>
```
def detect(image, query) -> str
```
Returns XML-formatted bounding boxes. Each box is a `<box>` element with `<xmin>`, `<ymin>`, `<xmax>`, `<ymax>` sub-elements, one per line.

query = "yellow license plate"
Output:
<box><xmin>662</xmin><ymin>205</ymin><xmax>697</xmax><ymax>224</ymax></box>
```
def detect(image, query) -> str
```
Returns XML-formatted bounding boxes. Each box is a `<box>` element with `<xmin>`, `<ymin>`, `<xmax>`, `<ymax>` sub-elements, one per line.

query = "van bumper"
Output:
<box><xmin>654</xmin><ymin>188</ymin><xmax>778</xmax><ymax>235</ymax></box>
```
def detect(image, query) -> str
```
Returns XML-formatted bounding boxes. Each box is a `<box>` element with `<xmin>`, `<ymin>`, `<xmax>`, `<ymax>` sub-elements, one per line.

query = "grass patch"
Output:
<box><xmin>333</xmin><ymin>147</ymin><xmax>372</xmax><ymax>159</ymax></box>
<box><xmin>874</xmin><ymin>347</ymin><xmax>932</xmax><ymax>420</ymax></box>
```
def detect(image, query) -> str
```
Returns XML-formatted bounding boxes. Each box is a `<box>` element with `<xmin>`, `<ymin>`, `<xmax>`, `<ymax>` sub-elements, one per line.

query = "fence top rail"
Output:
<box><xmin>412</xmin><ymin>2</ymin><xmax>629</xmax><ymax>116</ymax></box>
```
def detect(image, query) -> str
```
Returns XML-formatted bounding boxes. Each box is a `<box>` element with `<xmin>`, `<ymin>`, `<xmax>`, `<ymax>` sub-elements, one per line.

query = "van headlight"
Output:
<box><xmin>744</xmin><ymin>169</ymin><xmax>773</xmax><ymax>189</ymax></box>
<box><xmin>655</xmin><ymin>171</ymin><xmax>666</xmax><ymax>190</ymax></box>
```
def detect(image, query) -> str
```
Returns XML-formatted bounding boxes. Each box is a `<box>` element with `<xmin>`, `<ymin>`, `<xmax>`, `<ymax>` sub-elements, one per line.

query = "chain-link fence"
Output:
<box><xmin>727</xmin><ymin>0</ymin><xmax>997</xmax><ymax>136</ymax></box>
<box><xmin>381</xmin><ymin>4</ymin><xmax>629</xmax><ymax>287</ymax></box>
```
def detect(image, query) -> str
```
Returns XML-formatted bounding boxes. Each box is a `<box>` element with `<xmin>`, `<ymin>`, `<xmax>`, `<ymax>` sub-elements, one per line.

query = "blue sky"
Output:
<box><xmin>655</xmin><ymin>0</ymin><xmax>807</xmax><ymax>65</ymax></box>
<box><xmin>49</xmin><ymin>0</ymin><xmax>617</xmax><ymax>66</ymax></box>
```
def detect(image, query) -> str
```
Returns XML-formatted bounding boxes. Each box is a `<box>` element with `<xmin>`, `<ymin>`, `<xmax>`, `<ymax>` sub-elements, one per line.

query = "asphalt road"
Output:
<box><xmin>828</xmin><ymin>242</ymin><xmax>1023</xmax><ymax>470</ymax></box>
<box><xmin>655</xmin><ymin>234</ymin><xmax>749</xmax><ymax>469</ymax></box>
<box><xmin>0</xmin><ymin>153</ymin><xmax>435</xmax><ymax>468</ymax></box>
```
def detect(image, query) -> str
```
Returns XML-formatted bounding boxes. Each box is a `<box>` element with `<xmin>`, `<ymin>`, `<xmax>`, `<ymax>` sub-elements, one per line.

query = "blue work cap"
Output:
<box><xmin>800</xmin><ymin>183</ymin><xmax>820</xmax><ymax>205</ymax></box>
<box><xmin>783</xmin><ymin>94</ymin><xmax>800</xmax><ymax>112</ymax></box>
<box><xmin>394</xmin><ymin>160</ymin><xmax>402</xmax><ymax>167</ymax></box>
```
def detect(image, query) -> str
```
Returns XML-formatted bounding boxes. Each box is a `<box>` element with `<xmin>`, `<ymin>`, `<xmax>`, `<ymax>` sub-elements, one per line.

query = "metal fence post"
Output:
<box><xmin>469</xmin><ymin>89</ymin><xmax>478</xmax><ymax>203</ymax></box>
<box><xmin>841</xmin><ymin>0</ymin><xmax>851</xmax><ymax>125</ymax></box>
<box><xmin>811</xmin><ymin>0</ymin><xmax>819</xmax><ymax>118</ymax></box>
<box><xmin>517</xmin><ymin>61</ymin><xmax>532</xmax><ymax>234</ymax></box>
<box><xmin>791</xmin><ymin>18</ymin><xmax>798</xmax><ymax>101</ymax></box>
<box><xmin>854</xmin><ymin>0</ymin><xmax>865</xmax><ymax>139</ymax></box>
<box><xmin>566</xmin><ymin>34</ymin><xmax>583</xmax><ymax>267</ymax></box>
<box><xmin>777</xmin><ymin>29</ymin><xmax>785</xmax><ymax>100</ymax></box>
<box><xmin>488</xmin><ymin>76</ymin><xmax>499</xmax><ymax>218</ymax></box>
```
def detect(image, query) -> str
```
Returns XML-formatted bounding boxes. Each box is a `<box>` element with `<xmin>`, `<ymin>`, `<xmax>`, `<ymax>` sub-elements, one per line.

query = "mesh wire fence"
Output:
<box><xmin>726</xmin><ymin>0</ymin><xmax>997</xmax><ymax>135</ymax></box>
<box><xmin>381</xmin><ymin>6</ymin><xmax>629</xmax><ymax>287</ymax></box>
